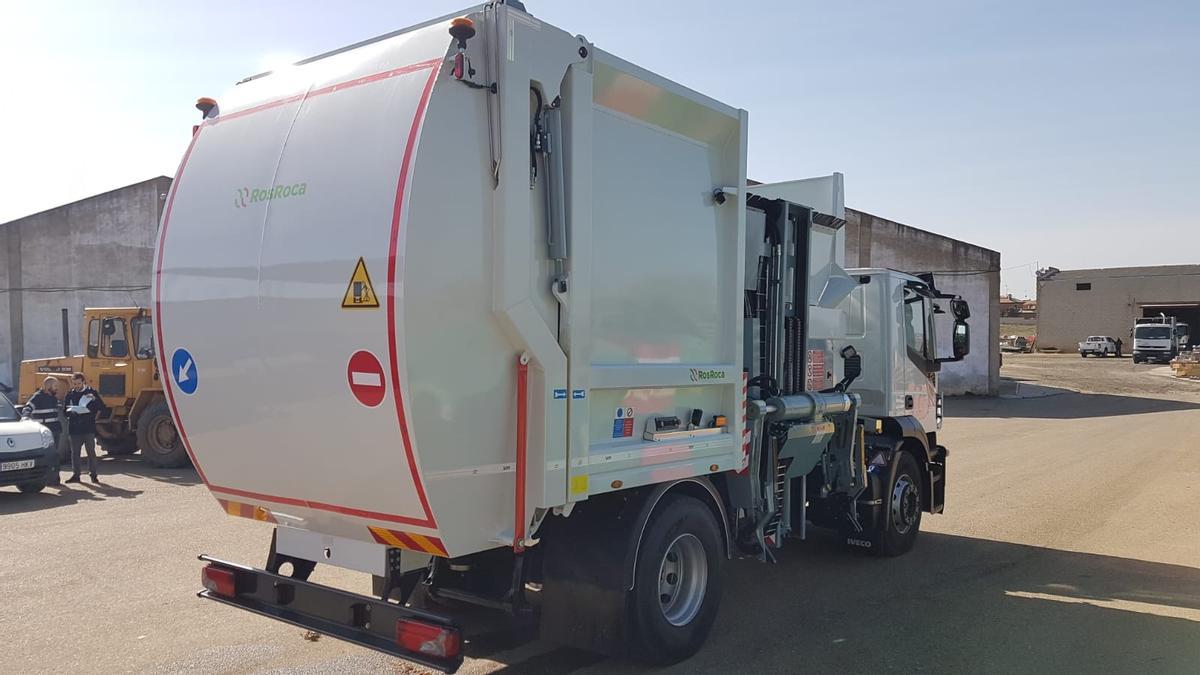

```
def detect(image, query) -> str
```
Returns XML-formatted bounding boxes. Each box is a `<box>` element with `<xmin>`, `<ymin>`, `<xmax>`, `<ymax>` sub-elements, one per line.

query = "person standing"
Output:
<box><xmin>1115</xmin><ymin>337</ymin><xmax>1124</xmax><ymax>358</ymax></box>
<box><xmin>64</xmin><ymin>372</ymin><xmax>108</xmax><ymax>484</ymax></box>
<box><xmin>22</xmin><ymin>376</ymin><xmax>64</xmax><ymax>485</ymax></box>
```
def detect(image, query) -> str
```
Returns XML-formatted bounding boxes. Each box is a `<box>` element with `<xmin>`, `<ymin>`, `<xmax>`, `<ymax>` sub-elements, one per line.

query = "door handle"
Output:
<box><xmin>905</xmin><ymin>395</ymin><xmax>914</xmax><ymax>409</ymax></box>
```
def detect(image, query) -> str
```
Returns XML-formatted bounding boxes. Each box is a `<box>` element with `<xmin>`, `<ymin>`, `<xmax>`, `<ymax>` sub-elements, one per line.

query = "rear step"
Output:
<box><xmin>198</xmin><ymin>555</ymin><xmax>464</xmax><ymax>673</ymax></box>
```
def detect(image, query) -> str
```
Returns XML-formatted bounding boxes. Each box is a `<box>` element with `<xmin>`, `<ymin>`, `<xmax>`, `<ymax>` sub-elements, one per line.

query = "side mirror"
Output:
<box><xmin>950</xmin><ymin>298</ymin><xmax>971</xmax><ymax>321</ymax></box>
<box><xmin>952</xmin><ymin>321</ymin><xmax>970</xmax><ymax>359</ymax></box>
<box><xmin>937</xmin><ymin>320</ymin><xmax>970</xmax><ymax>363</ymax></box>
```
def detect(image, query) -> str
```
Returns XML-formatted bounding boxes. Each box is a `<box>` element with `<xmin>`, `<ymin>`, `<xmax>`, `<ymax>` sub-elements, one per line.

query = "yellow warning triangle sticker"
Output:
<box><xmin>341</xmin><ymin>257</ymin><xmax>380</xmax><ymax>309</ymax></box>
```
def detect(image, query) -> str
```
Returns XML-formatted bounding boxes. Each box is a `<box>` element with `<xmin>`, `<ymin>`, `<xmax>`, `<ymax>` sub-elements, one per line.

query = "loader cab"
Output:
<box><xmin>83</xmin><ymin>308</ymin><xmax>156</xmax><ymax>407</ymax></box>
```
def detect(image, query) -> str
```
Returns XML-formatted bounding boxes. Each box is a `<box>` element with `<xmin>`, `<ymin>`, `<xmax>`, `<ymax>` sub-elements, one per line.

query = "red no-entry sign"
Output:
<box><xmin>347</xmin><ymin>350</ymin><xmax>386</xmax><ymax>408</ymax></box>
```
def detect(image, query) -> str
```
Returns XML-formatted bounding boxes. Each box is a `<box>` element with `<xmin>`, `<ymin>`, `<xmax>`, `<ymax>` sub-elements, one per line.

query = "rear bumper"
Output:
<box><xmin>197</xmin><ymin>556</ymin><xmax>463</xmax><ymax>672</ymax></box>
<box><xmin>0</xmin><ymin>447</ymin><xmax>57</xmax><ymax>487</ymax></box>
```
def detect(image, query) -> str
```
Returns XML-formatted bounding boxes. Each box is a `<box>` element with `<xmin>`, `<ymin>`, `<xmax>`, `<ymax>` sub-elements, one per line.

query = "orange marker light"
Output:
<box><xmin>449</xmin><ymin>16</ymin><xmax>477</xmax><ymax>80</ymax></box>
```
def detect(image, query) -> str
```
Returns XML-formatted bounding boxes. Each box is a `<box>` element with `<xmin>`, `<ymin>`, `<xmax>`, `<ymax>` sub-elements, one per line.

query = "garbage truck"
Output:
<box><xmin>1132</xmin><ymin>315</ymin><xmax>1189</xmax><ymax>363</ymax></box>
<box><xmin>157</xmin><ymin>3</ymin><xmax>971</xmax><ymax>671</ymax></box>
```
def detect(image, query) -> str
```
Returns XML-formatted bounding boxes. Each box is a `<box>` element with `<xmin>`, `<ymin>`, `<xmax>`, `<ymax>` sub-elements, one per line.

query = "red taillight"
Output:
<box><xmin>396</xmin><ymin>619</ymin><xmax>461</xmax><ymax>660</ymax></box>
<box><xmin>201</xmin><ymin>564</ymin><xmax>237</xmax><ymax>598</ymax></box>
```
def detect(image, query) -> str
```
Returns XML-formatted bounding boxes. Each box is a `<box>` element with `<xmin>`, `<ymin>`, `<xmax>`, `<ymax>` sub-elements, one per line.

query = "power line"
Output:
<box><xmin>0</xmin><ymin>285</ymin><xmax>151</xmax><ymax>294</ymax></box>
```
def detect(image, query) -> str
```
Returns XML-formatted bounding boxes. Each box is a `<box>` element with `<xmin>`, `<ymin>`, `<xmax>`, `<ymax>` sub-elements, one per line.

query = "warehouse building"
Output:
<box><xmin>0</xmin><ymin>177</ymin><xmax>170</xmax><ymax>388</ymax></box>
<box><xmin>3</xmin><ymin>176</ymin><xmax>1000</xmax><ymax>396</ymax></box>
<box><xmin>1036</xmin><ymin>265</ymin><xmax>1200</xmax><ymax>351</ymax></box>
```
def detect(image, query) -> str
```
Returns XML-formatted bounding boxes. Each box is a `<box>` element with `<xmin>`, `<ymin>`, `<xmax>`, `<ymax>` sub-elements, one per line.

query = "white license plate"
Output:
<box><xmin>1</xmin><ymin>459</ymin><xmax>35</xmax><ymax>472</ymax></box>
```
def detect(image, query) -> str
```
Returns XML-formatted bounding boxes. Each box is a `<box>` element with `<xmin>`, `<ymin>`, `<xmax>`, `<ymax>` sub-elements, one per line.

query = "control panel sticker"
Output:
<box><xmin>611</xmin><ymin>406</ymin><xmax>635</xmax><ymax>438</ymax></box>
<box><xmin>806</xmin><ymin>349</ymin><xmax>826</xmax><ymax>391</ymax></box>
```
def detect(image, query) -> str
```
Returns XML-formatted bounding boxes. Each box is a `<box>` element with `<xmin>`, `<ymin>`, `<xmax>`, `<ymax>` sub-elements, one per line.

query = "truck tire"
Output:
<box><xmin>627</xmin><ymin>495</ymin><xmax>723</xmax><ymax>666</ymax></box>
<box><xmin>879</xmin><ymin>451</ymin><xmax>922</xmax><ymax>557</ymax></box>
<box><xmin>137</xmin><ymin>402</ymin><xmax>190</xmax><ymax>468</ymax></box>
<box><xmin>18</xmin><ymin>482</ymin><xmax>46</xmax><ymax>494</ymax></box>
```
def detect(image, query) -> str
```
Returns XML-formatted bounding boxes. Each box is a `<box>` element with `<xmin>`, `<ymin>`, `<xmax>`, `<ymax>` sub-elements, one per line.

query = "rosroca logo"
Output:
<box><xmin>234</xmin><ymin>183</ymin><xmax>308</xmax><ymax>208</ymax></box>
<box><xmin>689</xmin><ymin>368</ymin><xmax>726</xmax><ymax>383</ymax></box>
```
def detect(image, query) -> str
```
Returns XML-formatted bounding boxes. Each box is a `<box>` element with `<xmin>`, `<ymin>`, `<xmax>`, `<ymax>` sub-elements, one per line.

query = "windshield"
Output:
<box><xmin>0</xmin><ymin>393</ymin><xmax>18</xmax><ymax>422</ymax></box>
<box><xmin>1135</xmin><ymin>326</ymin><xmax>1171</xmax><ymax>339</ymax></box>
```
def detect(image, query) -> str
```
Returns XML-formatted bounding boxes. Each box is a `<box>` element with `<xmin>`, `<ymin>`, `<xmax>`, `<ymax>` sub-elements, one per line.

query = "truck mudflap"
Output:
<box><xmin>197</xmin><ymin>556</ymin><xmax>464</xmax><ymax>673</ymax></box>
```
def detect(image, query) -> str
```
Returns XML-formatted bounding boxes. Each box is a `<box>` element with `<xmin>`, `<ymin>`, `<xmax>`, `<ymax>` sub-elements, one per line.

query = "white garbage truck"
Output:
<box><xmin>1132</xmin><ymin>315</ymin><xmax>1189</xmax><ymax>363</ymax></box>
<box><xmin>156</xmin><ymin>3</ymin><xmax>971</xmax><ymax>670</ymax></box>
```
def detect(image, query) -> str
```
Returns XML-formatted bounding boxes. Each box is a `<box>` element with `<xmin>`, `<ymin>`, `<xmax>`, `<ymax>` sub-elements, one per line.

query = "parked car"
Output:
<box><xmin>1001</xmin><ymin>335</ymin><xmax>1034</xmax><ymax>353</ymax></box>
<box><xmin>0</xmin><ymin>392</ymin><xmax>58</xmax><ymax>494</ymax></box>
<box><xmin>1079</xmin><ymin>336</ymin><xmax>1119</xmax><ymax>358</ymax></box>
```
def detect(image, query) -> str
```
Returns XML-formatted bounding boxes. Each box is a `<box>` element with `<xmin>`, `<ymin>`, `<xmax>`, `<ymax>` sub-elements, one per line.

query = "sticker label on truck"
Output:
<box><xmin>806</xmin><ymin>350</ymin><xmax>825</xmax><ymax>391</ymax></box>
<box><xmin>612</xmin><ymin>406</ymin><xmax>635</xmax><ymax>438</ymax></box>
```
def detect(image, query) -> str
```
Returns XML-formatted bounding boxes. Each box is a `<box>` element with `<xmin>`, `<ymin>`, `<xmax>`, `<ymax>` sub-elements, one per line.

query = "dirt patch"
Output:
<box><xmin>999</xmin><ymin>352</ymin><xmax>1200</xmax><ymax>402</ymax></box>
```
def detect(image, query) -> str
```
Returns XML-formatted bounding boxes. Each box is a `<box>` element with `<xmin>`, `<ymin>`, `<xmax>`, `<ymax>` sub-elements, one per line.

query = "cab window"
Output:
<box><xmin>87</xmin><ymin>320</ymin><xmax>100</xmax><ymax>358</ymax></box>
<box><xmin>101</xmin><ymin>318</ymin><xmax>129</xmax><ymax>358</ymax></box>
<box><xmin>132</xmin><ymin>317</ymin><xmax>154</xmax><ymax>359</ymax></box>
<box><xmin>903</xmin><ymin>288</ymin><xmax>930</xmax><ymax>362</ymax></box>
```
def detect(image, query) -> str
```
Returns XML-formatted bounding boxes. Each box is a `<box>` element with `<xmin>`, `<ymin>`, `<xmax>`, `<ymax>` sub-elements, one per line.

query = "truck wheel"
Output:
<box><xmin>137</xmin><ymin>402</ymin><xmax>190</xmax><ymax>468</ymax></box>
<box><xmin>1080</xmin><ymin>352</ymin><xmax>1087</xmax><ymax>358</ymax></box>
<box><xmin>879</xmin><ymin>451</ymin><xmax>923</xmax><ymax>557</ymax></box>
<box><xmin>18</xmin><ymin>482</ymin><xmax>46</xmax><ymax>494</ymax></box>
<box><xmin>628</xmin><ymin>495</ymin><xmax>722</xmax><ymax>665</ymax></box>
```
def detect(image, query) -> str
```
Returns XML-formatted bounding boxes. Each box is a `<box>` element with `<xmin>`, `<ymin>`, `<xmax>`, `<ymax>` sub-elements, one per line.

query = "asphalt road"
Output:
<box><xmin>2</xmin><ymin>354</ymin><xmax>1199</xmax><ymax>674</ymax></box>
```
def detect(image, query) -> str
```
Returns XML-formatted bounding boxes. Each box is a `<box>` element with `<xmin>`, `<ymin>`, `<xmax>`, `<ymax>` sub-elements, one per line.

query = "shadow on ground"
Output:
<box><xmin>0</xmin><ymin>455</ymin><xmax>195</xmax><ymax>514</ymax></box>
<box><xmin>92</xmin><ymin>454</ymin><xmax>200</xmax><ymax>486</ymax></box>
<box><xmin>950</xmin><ymin>387</ymin><xmax>1200</xmax><ymax>419</ymax></box>
<box><xmin>0</xmin><ymin>479</ymin><xmax>144</xmax><ymax>515</ymax></box>
<box><xmin>480</xmin><ymin>531</ymin><xmax>1200</xmax><ymax>674</ymax></box>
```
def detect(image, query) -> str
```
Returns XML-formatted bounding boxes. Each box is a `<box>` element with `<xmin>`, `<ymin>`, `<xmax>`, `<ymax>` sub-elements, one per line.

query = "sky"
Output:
<box><xmin>1</xmin><ymin>0</ymin><xmax>1196</xmax><ymax>298</ymax></box>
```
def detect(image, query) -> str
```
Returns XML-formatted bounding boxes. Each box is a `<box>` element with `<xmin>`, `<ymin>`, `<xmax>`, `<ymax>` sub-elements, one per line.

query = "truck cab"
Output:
<box><xmin>1132</xmin><ymin>316</ymin><xmax>1188</xmax><ymax>363</ymax></box>
<box><xmin>828</xmin><ymin>269</ymin><xmax>970</xmax><ymax>433</ymax></box>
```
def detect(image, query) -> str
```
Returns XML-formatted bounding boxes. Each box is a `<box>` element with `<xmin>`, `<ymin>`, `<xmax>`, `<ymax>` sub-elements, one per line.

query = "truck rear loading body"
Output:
<box><xmin>159</xmin><ymin>4</ymin><xmax>971</xmax><ymax>669</ymax></box>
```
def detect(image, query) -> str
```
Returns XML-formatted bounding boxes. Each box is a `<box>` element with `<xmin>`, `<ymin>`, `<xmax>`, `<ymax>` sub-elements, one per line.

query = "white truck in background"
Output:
<box><xmin>156</xmin><ymin>4</ymin><xmax>971</xmax><ymax>671</ymax></box>
<box><xmin>1078</xmin><ymin>336</ymin><xmax>1118</xmax><ymax>357</ymax></box>
<box><xmin>1133</xmin><ymin>315</ymin><xmax>1189</xmax><ymax>363</ymax></box>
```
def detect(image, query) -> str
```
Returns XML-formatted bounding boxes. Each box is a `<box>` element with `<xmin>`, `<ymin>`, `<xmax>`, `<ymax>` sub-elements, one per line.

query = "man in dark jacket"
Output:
<box><xmin>22</xmin><ymin>376</ymin><xmax>64</xmax><ymax>484</ymax></box>
<box><xmin>63</xmin><ymin>372</ymin><xmax>109</xmax><ymax>484</ymax></box>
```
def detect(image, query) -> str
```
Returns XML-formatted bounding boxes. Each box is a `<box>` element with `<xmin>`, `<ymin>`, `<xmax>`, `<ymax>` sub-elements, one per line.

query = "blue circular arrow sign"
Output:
<box><xmin>171</xmin><ymin>348</ymin><xmax>198</xmax><ymax>395</ymax></box>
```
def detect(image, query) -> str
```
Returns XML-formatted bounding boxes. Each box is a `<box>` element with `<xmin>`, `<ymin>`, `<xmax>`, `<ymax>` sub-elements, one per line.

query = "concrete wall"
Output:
<box><xmin>1036</xmin><ymin>265</ymin><xmax>1200</xmax><ymax>351</ymax></box>
<box><xmin>845</xmin><ymin>208</ymin><xmax>1001</xmax><ymax>396</ymax></box>
<box><xmin>0</xmin><ymin>177</ymin><xmax>170</xmax><ymax>388</ymax></box>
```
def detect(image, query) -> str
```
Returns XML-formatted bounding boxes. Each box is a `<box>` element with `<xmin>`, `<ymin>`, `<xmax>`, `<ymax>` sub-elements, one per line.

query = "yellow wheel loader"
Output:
<box><xmin>17</xmin><ymin>307</ymin><xmax>187</xmax><ymax>468</ymax></box>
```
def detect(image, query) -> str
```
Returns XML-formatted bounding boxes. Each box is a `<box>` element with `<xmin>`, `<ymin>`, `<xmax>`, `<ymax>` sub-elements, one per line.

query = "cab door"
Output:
<box><xmin>901</xmin><ymin>286</ymin><xmax>938</xmax><ymax>431</ymax></box>
<box><xmin>88</xmin><ymin>315</ymin><xmax>135</xmax><ymax>411</ymax></box>
<box><xmin>130</xmin><ymin>315</ymin><xmax>158</xmax><ymax>395</ymax></box>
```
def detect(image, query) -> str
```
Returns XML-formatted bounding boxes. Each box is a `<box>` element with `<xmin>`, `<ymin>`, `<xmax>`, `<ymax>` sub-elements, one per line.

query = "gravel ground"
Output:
<box><xmin>2</xmin><ymin>353</ymin><xmax>1198</xmax><ymax>674</ymax></box>
<box><xmin>1001</xmin><ymin>351</ymin><xmax>1200</xmax><ymax>399</ymax></box>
